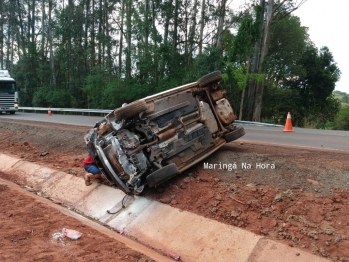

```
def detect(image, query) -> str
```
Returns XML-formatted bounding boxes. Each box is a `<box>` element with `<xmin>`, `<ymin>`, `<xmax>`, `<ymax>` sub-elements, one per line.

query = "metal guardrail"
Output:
<box><xmin>234</xmin><ymin>120</ymin><xmax>283</xmax><ymax>127</ymax></box>
<box><xmin>19</xmin><ymin>107</ymin><xmax>112</xmax><ymax>114</ymax></box>
<box><xmin>18</xmin><ymin>107</ymin><xmax>282</xmax><ymax>127</ymax></box>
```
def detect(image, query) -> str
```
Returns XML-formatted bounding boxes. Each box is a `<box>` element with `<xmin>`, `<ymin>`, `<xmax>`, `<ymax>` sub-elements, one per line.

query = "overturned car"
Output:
<box><xmin>86</xmin><ymin>71</ymin><xmax>245</xmax><ymax>195</ymax></box>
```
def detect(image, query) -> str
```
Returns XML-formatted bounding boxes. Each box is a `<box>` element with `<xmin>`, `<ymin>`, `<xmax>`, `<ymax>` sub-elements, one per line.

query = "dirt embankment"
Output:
<box><xmin>1</xmin><ymin>119</ymin><xmax>349</xmax><ymax>261</ymax></box>
<box><xmin>0</xmin><ymin>181</ymin><xmax>155</xmax><ymax>262</ymax></box>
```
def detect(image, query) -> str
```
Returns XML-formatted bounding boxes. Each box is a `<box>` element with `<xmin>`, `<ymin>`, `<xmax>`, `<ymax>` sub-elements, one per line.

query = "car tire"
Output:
<box><xmin>113</xmin><ymin>99</ymin><xmax>147</xmax><ymax>121</ymax></box>
<box><xmin>146</xmin><ymin>163</ymin><xmax>180</xmax><ymax>187</ymax></box>
<box><xmin>9</xmin><ymin>111</ymin><xmax>15</xmax><ymax>115</ymax></box>
<box><xmin>197</xmin><ymin>71</ymin><xmax>222</xmax><ymax>88</ymax></box>
<box><xmin>224</xmin><ymin>126</ymin><xmax>246</xmax><ymax>142</ymax></box>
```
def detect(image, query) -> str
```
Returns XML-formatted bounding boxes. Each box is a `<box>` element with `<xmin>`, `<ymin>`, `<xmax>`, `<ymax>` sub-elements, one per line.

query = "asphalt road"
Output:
<box><xmin>1</xmin><ymin>112</ymin><xmax>348</xmax><ymax>152</ymax></box>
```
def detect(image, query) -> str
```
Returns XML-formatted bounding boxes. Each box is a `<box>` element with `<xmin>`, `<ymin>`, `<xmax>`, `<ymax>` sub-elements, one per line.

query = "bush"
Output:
<box><xmin>331</xmin><ymin>105</ymin><xmax>349</xmax><ymax>130</ymax></box>
<box><xmin>32</xmin><ymin>86</ymin><xmax>71</xmax><ymax>108</ymax></box>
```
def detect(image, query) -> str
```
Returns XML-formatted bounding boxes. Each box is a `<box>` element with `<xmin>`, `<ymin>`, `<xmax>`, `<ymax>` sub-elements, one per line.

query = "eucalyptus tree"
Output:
<box><xmin>188</xmin><ymin>0</ymin><xmax>198</xmax><ymax>65</ymax></box>
<box><xmin>246</xmin><ymin>0</ymin><xmax>265</xmax><ymax>121</ymax></box>
<box><xmin>215</xmin><ymin>0</ymin><xmax>227</xmax><ymax>50</ymax></box>
<box><xmin>0</xmin><ymin>0</ymin><xmax>22</xmax><ymax>69</ymax></box>
<box><xmin>125</xmin><ymin>0</ymin><xmax>133</xmax><ymax>79</ymax></box>
<box><xmin>48</xmin><ymin>0</ymin><xmax>56</xmax><ymax>86</ymax></box>
<box><xmin>251</xmin><ymin>0</ymin><xmax>273</xmax><ymax>121</ymax></box>
<box><xmin>245</xmin><ymin>0</ymin><xmax>308</xmax><ymax>121</ymax></box>
<box><xmin>0</xmin><ymin>0</ymin><xmax>4</xmax><ymax>69</ymax></box>
<box><xmin>226</xmin><ymin>4</ymin><xmax>264</xmax><ymax>120</ymax></box>
<box><xmin>198</xmin><ymin>0</ymin><xmax>205</xmax><ymax>56</ymax></box>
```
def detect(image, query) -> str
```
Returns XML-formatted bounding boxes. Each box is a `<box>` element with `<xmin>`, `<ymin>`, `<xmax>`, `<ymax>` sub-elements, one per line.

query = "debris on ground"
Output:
<box><xmin>169</xmin><ymin>251</ymin><xmax>180</xmax><ymax>261</ymax></box>
<box><xmin>62</xmin><ymin>228</ymin><xmax>82</xmax><ymax>240</ymax></box>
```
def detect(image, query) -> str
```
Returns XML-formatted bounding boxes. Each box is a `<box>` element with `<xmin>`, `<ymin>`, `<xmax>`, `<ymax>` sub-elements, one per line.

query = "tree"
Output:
<box><xmin>266</xmin><ymin>44</ymin><xmax>340</xmax><ymax>127</ymax></box>
<box><xmin>188</xmin><ymin>0</ymin><xmax>198</xmax><ymax>65</ymax></box>
<box><xmin>266</xmin><ymin>15</ymin><xmax>308</xmax><ymax>85</ymax></box>
<box><xmin>247</xmin><ymin>0</ymin><xmax>265</xmax><ymax>120</ymax></box>
<box><xmin>5</xmin><ymin>0</ymin><xmax>317</xmax><ymax>114</ymax></box>
<box><xmin>332</xmin><ymin>105</ymin><xmax>349</xmax><ymax>130</ymax></box>
<box><xmin>291</xmin><ymin>45</ymin><xmax>340</xmax><ymax>109</ymax></box>
<box><xmin>198</xmin><ymin>0</ymin><xmax>205</xmax><ymax>56</ymax></box>
<box><xmin>227</xmin><ymin>5</ymin><xmax>263</xmax><ymax>120</ymax></box>
<box><xmin>252</xmin><ymin>0</ymin><xmax>273</xmax><ymax>121</ymax></box>
<box><xmin>0</xmin><ymin>0</ymin><xmax>4</xmax><ymax>69</ymax></box>
<box><xmin>215</xmin><ymin>0</ymin><xmax>227</xmax><ymax>50</ymax></box>
<box><xmin>247</xmin><ymin>0</ymin><xmax>308</xmax><ymax>121</ymax></box>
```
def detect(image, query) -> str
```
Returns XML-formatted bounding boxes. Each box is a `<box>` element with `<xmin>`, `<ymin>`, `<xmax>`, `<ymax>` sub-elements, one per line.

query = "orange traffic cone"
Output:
<box><xmin>283</xmin><ymin>112</ymin><xmax>294</xmax><ymax>132</ymax></box>
<box><xmin>48</xmin><ymin>107</ymin><xmax>52</xmax><ymax>116</ymax></box>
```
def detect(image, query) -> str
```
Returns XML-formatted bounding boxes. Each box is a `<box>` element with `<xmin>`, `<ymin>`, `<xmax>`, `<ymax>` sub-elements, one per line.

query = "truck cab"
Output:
<box><xmin>0</xmin><ymin>70</ymin><xmax>19</xmax><ymax>114</ymax></box>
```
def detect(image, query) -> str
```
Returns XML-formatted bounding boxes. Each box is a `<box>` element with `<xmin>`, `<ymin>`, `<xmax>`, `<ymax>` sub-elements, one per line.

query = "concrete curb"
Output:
<box><xmin>0</xmin><ymin>153</ymin><xmax>329</xmax><ymax>262</ymax></box>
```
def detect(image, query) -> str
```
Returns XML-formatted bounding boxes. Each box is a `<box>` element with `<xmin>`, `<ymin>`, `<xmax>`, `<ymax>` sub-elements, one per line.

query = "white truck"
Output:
<box><xmin>0</xmin><ymin>70</ymin><xmax>19</xmax><ymax>114</ymax></box>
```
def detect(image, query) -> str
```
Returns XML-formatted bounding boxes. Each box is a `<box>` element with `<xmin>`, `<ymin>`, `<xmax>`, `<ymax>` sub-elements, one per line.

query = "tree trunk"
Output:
<box><xmin>17</xmin><ymin>0</ymin><xmax>27</xmax><ymax>57</ymax></box>
<box><xmin>5</xmin><ymin>2</ymin><xmax>14</xmax><ymax>70</ymax></box>
<box><xmin>48</xmin><ymin>0</ymin><xmax>56</xmax><ymax>87</ymax></box>
<box><xmin>161</xmin><ymin>0</ymin><xmax>173</xmax><ymax>75</ymax></box>
<box><xmin>239</xmin><ymin>60</ymin><xmax>251</xmax><ymax>120</ymax></box>
<box><xmin>27</xmin><ymin>1</ymin><xmax>31</xmax><ymax>45</ymax></box>
<box><xmin>6</xmin><ymin>19</ymin><xmax>11</xmax><ymax>69</ymax></box>
<box><xmin>199</xmin><ymin>0</ymin><xmax>205</xmax><ymax>56</ymax></box>
<box><xmin>184</xmin><ymin>1</ymin><xmax>189</xmax><ymax>67</ymax></box>
<box><xmin>215</xmin><ymin>0</ymin><xmax>226</xmax><ymax>50</ymax></box>
<box><xmin>246</xmin><ymin>0</ymin><xmax>265</xmax><ymax>120</ymax></box>
<box><xmin>0</xmin><ymin>0</ymin><xmax>3</xmax><ymax>69</ymax></box>
<box><xmin>125</xmin><ymin>0</ymin><xmax>132</xmax><ymax>79</ymax></box>
<box><xmin>67</xmin><ymin>0</ymin><xmax>74</xmax><ymax>90</ymax></box>
<box><xmin>84</xmin><ymin>0</ymin><xmax>90</xmax><ymax>73</ymax></box>
<box><xmin>31</xmin><ymin>0</ymin><xmax>35</xmax><ymax>44</ymax></box>
<box><xmin>140</xmin><ymin>0</ymin><xmax>150</xmax><ymax>80</ymax></box>
<box><xmin>188</xmin><ymin>0</ymin><xmax>198</xmax><ymax>65</ymax></box>
<box><xmin>152</xmin><ymin>0</ymin><xmax>158</xmax><ymax>82</ymax></box>
<box><xmin>41</xmin><ymin>0</ymin><xmax>46</xmax><ymax>72</ymax></box>
<box><xmin>105</xmin><ymin>0</ymin><xmax>112</xmax><ymax>73</ymax></box>
<box><xmin>239</xmin><ymin>88</ymin><xmax>246</xmax><ymax>120</ymax></box>
<box><xmin>98</xmin><ymin>0</ymin><xmax>102</xmax><ymax>66</ymax></box>
<box><xmin>252</xmin><ymin>0</ymin><xmax>274</xmax><ymax>122</ymax></box>
<box><xmin>118</xmin><ymin>0</ymin><xmax>125</xmax><ymax>77</ymax></box>
<box><xmin>172</xmin><ymin>0</ymin><xmax>179</xmax><ymax>64</ymax></box>
<box><xmin>10</xmin><ymin>35</ymin><xmax>14</xmax><ymax>70</ymax></box>
<box><xmin>91</xmin><ymin>0</ymin><xmax>95</xmax><ymax>68</ymax></box>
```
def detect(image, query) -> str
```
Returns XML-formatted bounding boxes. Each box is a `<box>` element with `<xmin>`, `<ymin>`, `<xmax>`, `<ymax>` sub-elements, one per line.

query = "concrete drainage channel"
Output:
<box><xmin>0</xmin><ymin>153</ymin><xmax>329</xmax><ymax>262</ymax></box>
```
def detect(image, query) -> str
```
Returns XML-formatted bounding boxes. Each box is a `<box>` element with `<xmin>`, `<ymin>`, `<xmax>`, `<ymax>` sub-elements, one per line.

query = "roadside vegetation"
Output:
<box><xmin>0</xmin><ymin>0</ymin><xmax>347</xmax><ymax>130</ymax></box>
<box><xmin>324</xmin><ymin>91</ymin><xmax>349</xmax><ymax>130</ymax></box>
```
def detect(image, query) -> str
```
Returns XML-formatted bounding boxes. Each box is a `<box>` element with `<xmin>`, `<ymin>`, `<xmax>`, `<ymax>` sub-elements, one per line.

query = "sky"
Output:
<box><xmin>293</xmin><ymin>0</ymin><xmax>349</xmax><ymax>94</ymax></box>
<box><xmin>232</xmin><ymin>0</ymin><xmax>349</xmax><ymax>94</ymax></box>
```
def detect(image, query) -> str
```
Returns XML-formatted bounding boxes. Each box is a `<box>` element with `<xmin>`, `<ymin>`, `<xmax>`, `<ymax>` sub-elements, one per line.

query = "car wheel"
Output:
<box><xmin>197</xmin><ymin>71</ymin><xmax>222</xmax><ymax>88</ymax></box>
<box><xmin>224</xmin><ymin>126</ymin><xmax>246</xmax><ymax>142</ymax></box>
<box><xmin>146</xmin><ymin>163</ymin><xmax>180</xmax><ymax>187</ymax></box>
<box><xmin>9</xmin><ymin>111</ymin><xmax>15</xmax><ymax>115</ymax></box>
<box><xmin>113</xmin><ymin>99</ymin><xmax>147</xmax><ymax>121</ymax></box>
